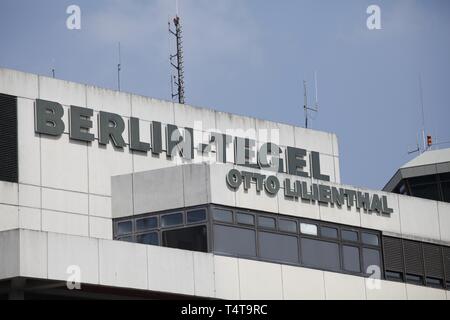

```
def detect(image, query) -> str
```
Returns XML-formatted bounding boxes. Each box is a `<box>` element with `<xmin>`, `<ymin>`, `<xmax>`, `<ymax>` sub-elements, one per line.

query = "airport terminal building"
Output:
<box><xmin>0</xmin><ymin>67</ymin><xmax>449</xmax><ymax>299</ymax></box>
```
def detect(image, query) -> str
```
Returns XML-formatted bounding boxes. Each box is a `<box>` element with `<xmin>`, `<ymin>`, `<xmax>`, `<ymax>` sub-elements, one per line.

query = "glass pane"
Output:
<box><xmin>343</xmin><ymin>245</ymin><xmax>361</xmax><ymax>273</ymax></box>
<box><xmin>187</xmin><ymin>209</ymin><xmax>206</xmax><ymax>224</ymax></box>
<box><xmin>279</xmin><ymin>219</ymin><xmax>297</xmax><ymax>233</ymax></box>
<box><xmin>117</xmin><ymin>221</ymin><xmax>132</xmax><ymax>235</ymax></box>
<box><xmin>259</xmin><ymin>232</ymin><xmax>299</xmax><ymax>263</ymax></box>
<box><xmin>301</xmin><ymin>238</ymin><xmax>340</xmax><ymax>271</ymax></box>
<box><xmin>342</xmin><ymin>230</ymin><xmax>358</xmax><ymax>242</ymax></box>
<box><xmin>361</xmin><ymin>233</ymin><xmax>379</xmax><ymax>246</ymax></box>
<box><xmin>117</xmin><ymin>235</ymin><xmax>133</xmax><ymax>242</ymax></box>
<box><xmin>136</xmin><ymin>232</ymin><xmax>159</xmax><ymax>245</ymax></box>
<box><xmin>410</xmin><ymin>183</ymin><xmax>440</xmax><ymax>201</ymax></box>
<box><xmin>162</xmin><ymin>225</ymin><xmax>207</xmax><ymax>252</ymax></box>
<box><xmin>426</xmin><ymin>277</ymin><xmax>443</xmax><ymax>288</ymax></box>
<box><xmin>321</xmin><ymin>226</ymin><xmax>338</xmax><ymax>239</ymax></box>
<box><xmin>258</xmin><ymin>216</ymin><xmax>276</xmax><ymax>229</ymax></box>
<box><xmin>136</xmin><ymin>217</ymin><xmax>157</xmax><ymax>231</ymax></box>
<box><xmin>362</xmin><ymin>248</ymin><xmax>381</xmax><ymax>275</ymax></box>
<box><xmin>300</xmin><ymin>223</ymin><xmax>317</xmax><ymax>236</ymax></box>
<box><xmin>161</xmin><ymin>212</ymin><xmax>183</xmax><ymax>227</ymax></box>
<box><xmin>213</xmin><ymin>208</ymin><xmax>233</xmax><ymax>223</ymax></box>
<box><xmin>406</xmin><ymin>274</ymin><xmax>423</xmax><ymax>285</ymax></box>
<box><xmin>236</xmin><ymin>212</ymin><xmax>254</xmax><ymax>225</ymax></box>
<box><xmin>213</xmin><ymin>225</ymin><xmax>256</xmax><ymax>257</ymax></box>
<box><xmin>441</xmin><ymin>181</ymin><xmax>450</xmax><ymax>202</ymax></box>
<box><xmin>385</xmin><ymin>271</ymin><xmax>403</xmax><ymax>281</ymax></box>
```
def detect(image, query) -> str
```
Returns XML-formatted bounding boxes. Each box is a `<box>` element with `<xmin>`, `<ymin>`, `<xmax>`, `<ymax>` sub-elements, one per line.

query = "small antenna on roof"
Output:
<box><xmin>117</xmin><ymin>42</ymin><xmax>122</xmax><ymax>91</ymax></box>
<box><xmin>303</xmin><ymin>71</ymin><xmax>319</xmax><ymax>128</ymax></box>
<box><xmin>51</xmin><ymin>58</ymin><xmax>55</xmax><ymax>78</ymax></box>
<box><xmin>169</xmin><ymin>0</ymin><xmax>186</xmax><ymax>104</ymax></box>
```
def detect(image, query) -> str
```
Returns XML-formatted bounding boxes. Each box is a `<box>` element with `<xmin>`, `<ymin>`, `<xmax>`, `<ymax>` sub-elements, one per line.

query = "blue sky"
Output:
<box><xmin>0</xmin><ymin>0</ymin><xmax>449</xmax><ymax>189</ymax></box>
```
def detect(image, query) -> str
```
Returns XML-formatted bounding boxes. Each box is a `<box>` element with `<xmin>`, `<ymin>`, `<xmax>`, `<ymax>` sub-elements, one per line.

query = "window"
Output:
<box><xmin>162</xmin><ymin>225</ymin><xmax>207</xmax><ymax>252</ymax></box>
<box><xmin>426</xmin><ymin>277</ymin><xmax>443</xmax><ymax>288</ymax></box>
<box><xmin>300</xmin><ymin>223</ymin><xmax>317</xmax><ymax>236</ymax></box>
<box><xmin>136</xmin><ymin>232</ymin><xmax>158</xmax><ymax>245</ymax></box>
<box><xmin>362</xmin><ymin>248</ymin><xmax>381</xmax><ymax>275</ymax></box>
<box><xmin>258</xmin><ymin>216</ymin><xmax>276</xmax><ymax>229</ymax></box>
<box><xmin>213</xmin><ymin>225</ymin><xmax>256</xmax><ymax>257</ymax></box>
<box><xmin>117</xmin><ymin>221</ymin><xmax>132</xmax><ymax>235</ymax></box>
<box><xmin>279</xmin><ymin>219</ymin><xmax>297</xmax><ymax>233</ymax></box>
<box><xmin>405</xmin><ymin>274</ymin><xmax>423</xmax><ymax>285</ymax></box>
<box><xmin>136</xmin><ymin>217</ymin><xmax>157</xmax><ymax>231</ymax></box>
<box><xmin>321</xmin><ymin>226</ymin><xmax>338</xmax><ymax>239</ymax></box>
<box><xmin>187</xmin><ymin>209</ymin><xmax>206</xmax><ymax>224</ymax></box>
<box><xmin>385</xmin><ymin>271</ymin><xmax>403</xmax><ymax>281</ymax></box>
<box><xmin>213</xmin><ymin>208</ymin><xmax>233</xmax><ymax>223</ymax></box>
<box><xmin>343</xmin><ymin>245</ymin><xmax>361</xmax><ymax>273</ymax></box>
<box><xmin>259</xmin><ymin>232</ymin><xmax>299</xmax><ymax>263</ymax></box>
<box><xmin>342</xmin><ymin>230</ymin><xmax>358</xmax><ymax>242</ymax></box>
<box><xmin>236</xmin><ymin>212</ymin><xmax>254</xmax><ymax>225</ymax></box>
<box><xmin>301</xmin><ymin>238</ymin><xmax>340</xmax><ymax>271</ymax></box>
<box><xmin>161</xmin><ymin>212</ymin><xmax>183</xmax><ymax>227</ymax></box>
<box><xmin>117</xmin><ymin>235</ymin><xmax>133</xmax><ymax>242</ymax></box>
<box><xmin>362</xmin><ymin>233</ymin><xmax>379</xmax><ymax>246</ymax></box>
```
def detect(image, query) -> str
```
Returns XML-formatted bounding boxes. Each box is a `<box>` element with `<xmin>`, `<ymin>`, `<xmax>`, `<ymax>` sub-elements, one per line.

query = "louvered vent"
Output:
<box><xmin>423</xmin><ymin>243</ymin><xmax>444</xmax><ymax>279</ymax></box>
<box><xmin>444</xmin><ymin>247</ymin><xmax>450</xmax><ymax>280</ymax></box>
<box><xmin>404</xmin><ymin>240</ymin><xmax>424</xmax><ymax>276</ymax></box>
<box><xmin>0</xmin><ymin>93</ymin><xmax>18</xmax><ymax>183</ymax></box>
<box><xmin>383</xmin><ymin>236</ymin><xmax>404</xmax><ymax>272</ymax></box>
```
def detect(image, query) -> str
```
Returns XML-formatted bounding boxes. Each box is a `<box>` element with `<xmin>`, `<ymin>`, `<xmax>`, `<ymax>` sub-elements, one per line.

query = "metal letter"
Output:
<box><xmin>98</xmin><ymin>111</ymin><xmax>126</xmax><ymax>147</ymax></box>
<box><xmin>69</xmin><ymin>105</ymin><xmax>94</xmax><ymax>142</ymax></box>
<box><xmin>35</xmin><ymin>99</ymin><xmax>65</xmax><ymax>136</ymax></box>
<box><xmin>129</xmin><ymin>117</ymin><xmax>150</xmax><ymax>152</ymax></box>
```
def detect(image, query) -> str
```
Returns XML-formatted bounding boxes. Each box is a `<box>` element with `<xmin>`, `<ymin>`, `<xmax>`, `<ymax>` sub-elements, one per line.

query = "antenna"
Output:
<box><xmin>169</xmin><ymin>13</ymin><xmax>186</xmax><ymax>104</ymax></box>
<box><xmin>117</xmin><ymin>42</ymin><xmax>122</xmax><ymax>91</ymax></box>
<box><xmin>51</xmin><ymin>58</ymin><xmax>55</xmax><ymax>78</ymax></box>
<box><xmin>303</xmin><ymin>72</ymin><xmax>319</xmax><ymax>128</ymax></box>
<box><xmin>419</xmin><ymin>74</ymin><xmax>426</xmax><ymax>151</ymax></box>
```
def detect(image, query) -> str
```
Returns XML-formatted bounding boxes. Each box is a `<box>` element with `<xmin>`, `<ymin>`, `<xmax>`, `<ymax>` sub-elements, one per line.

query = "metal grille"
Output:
<box><xmin>423</xmin><ymin>243</ymin><xmax>444</xmax><ymax>279</ymax></box>
<box><xmin>404</xmin><ymin>240</ymin><xmax>424</xmax><ymax>276</ymax></box>
<box><xmin>444</xmin><ymin>246</ymin><xmax>450</xmax><ymax>280</ymax></box>
<box><xmin>383</xmin><ymin>236</ymin><xmax>404</xmax><ymax>272</ymax></box>
<box><xmin>0</xmin><ymin>93</ymin><xmax>18</xmax><ymax>183</ymax></box>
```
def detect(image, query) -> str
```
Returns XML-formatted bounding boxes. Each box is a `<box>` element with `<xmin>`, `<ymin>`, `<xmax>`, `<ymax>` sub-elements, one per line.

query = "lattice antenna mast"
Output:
<box><xmin>117</xmin><ymin>42</ymin><xmax>122</xmax><ymax>91</ymax></box>
<box><xmin>303</xmin><ymin>72</ymin><xmax>319</xmax><ymax>128</ymax></box>
<box><xmin>169</xmin><ymin>15</ymin><xmax>185</xmax><ymax>104</ymax></box>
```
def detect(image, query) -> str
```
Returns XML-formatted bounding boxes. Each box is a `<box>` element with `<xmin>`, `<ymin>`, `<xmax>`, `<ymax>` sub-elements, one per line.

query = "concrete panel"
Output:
<box><xmin>0</xmin><ymin>181</ymin><xmax>18</xmax><ymax>205</ymax></box>
<box><xmin>131</xmin><ymin>95</ymin><xmax>174</xmax><ymax>124</ymax></box>
<box><xmin>319</xmin><ymin>196</ymin><xmax>361</xmax><ymax>229</ymax></box>
<box><xmin>183</xmin><ymin>164</ymin><xmax>209</xmax><ymax>207</ymax></box>
<box><xmin>39</xmin><ymin>76</ymin><xmax>86</xmax><ymax>107</ymax></box>
<box><xmin>132</xmin><ymin>151</ymin><xmax>174</xmax><ymax>174</ymax></box>
<box><xmin>361</xmin><ymin>191</ymin><xmax>401</xmax><ymax>235</ymax></box>
<box><xmin>398</xmin><ymin>196</ymin><xmax>440</xmax><ymax>241</ymax></box>
<box><xmin>19</xmin><ymin>229</ymin><xmax>47</xmax><ymax>279</ymax></box>
<box><xmin>86</xmin><ymin>85</ymin><xmax>131</xmax><ymax>116</ymax></box>
<box><xmin>438</xmin><ymin>202</ymin><xmax>450</xmax><ymax>243</ymax></box>
<box><xmin>255</xmin><ymin>119</ymin><xmax>290</xmax><ymax>146</ymax></box>
<box><xmin>133</xmin><ymin>166</ymin><xmax>184</xmax><ymax>215</ymax></box>
<box><xmin>365</xmin><ymin>280</ymin><xmax>407</xmax><ymax>300</ymax></box>
<box><xmin>214</xmin><ymin>255</ymin><xmax>240</xmax><ymax>300</ymax></box>
<box><xmin>238</xmin><ymin>259</ymin><xmax>283</xmax><ymax>300</ymax></box>
<box><xmin>18</xmin><ymin>184</ymin><xmax>41</xmax><ymax>208</ymax></box>
<box><xmin>89</xmin><ymin>217</ymin><xmax>113</xmax><ymax>240</ymax></box>
<box><xmin>208</xmin><ymin>164</ymin><xmax>236</xmax><ymax>207</ymax></box>
<box><xmin>42</xmin><ymin>210</ymin><xmax>88</xmax><ymax>237</ymax></box>
<box><xmin>406</xmin><ymin>284</ymin><xmax>447</xmax><ymax>300</ymax></box>
<box><xmin>0</xmin><ymin>204</ymin><xmax>19</xmax><ymax>232</ymax></box>
<box><xmin>193</xmin><ymin>252</ymin><xmax>215</xmax><ymax>297</ymax></box>
<box><xmin>0</xmin><ymin>229</ymin><xmax>19</xmax><ymax>279</ymax></box>
<box><xmin>18</xmin><ymin>207</ymin><xmax>41</xmax><ymax>231</ymax></box>
<box><xmin>294</xmin><ymin>127</ymin><xmax>334</xmax><ymax>156</ymax></box>
<box><xmin>17</xmin><ymin>98</ymin><xmax>41</xmax><ymax>185</ymax></box>
<box><xmin>99</xmin><ymin>240</ymin><xmax>147</xmax><ymax>290</ymax></box>
<box><xmin>323</xmin><ymin>272</ymin><xmax>366</xmax><ymax>300</ymax></box>
<box><xmin>0</xmin><ymin>68</ymin><xmax>38</xmax><ymax>99</ymax></box>
<box><xmin>41</xmin><ymin>134</ymin><xmax>88</xmax><ymax>193</ymax></box>
<box><xmin>48</xmin><ymin>232</ymin><xmax>99</xmax><ymax>284</ymax></box>
<box><xmin>111</xmin><ymin>174</ymin><xmax>133</xmax><ymax>218</ymax></box>
<box><xmin>215</xmin><ymin>111</ymin><xmax>257</xmax><ymax>140</ymax></box>
<box><xmin>277</xmin><ymin>187</ymin><xmax>321</xmax><ymax>220</ymax></box>
<box><xmin>334</xmin><ymin>157</ymin><xmax>341</xmax><ymax>184</ymax></box>
<box><xmin>147</xmin><ymin>246</ymin><xmax>195</xmax><ymax>296</ymax></box>
<box><xmin>318</xmin><ymin>154</ymin><xmax>337</xmax><ymax>183</ymax></box>
<box><xmin>89</xmin><ymin>194</ymin><xmax>112</xmax><ymax>218</ymax></box>
<box><xmin>174</xmin><ymin>103</ymin><xmax>216</xmax><ymax>131</ymax></box>
<box><xmin>281</xmin><ymin>265</ymin><xmax>325</xmax><ymax>299</ymax></box>
<box><xmin>42</xmin><ymin>188</ymin><xmax>88</xmax><ymax>215</ymax></box>
<box><xmin>235</xmin><ymin>185</ymin><xmax>278</xmax><ymax>214</ymax></box>
<box><xmin>88</xmin><ymin>142</ymin><xmax>133</xmax><ymax>196</ymax></box>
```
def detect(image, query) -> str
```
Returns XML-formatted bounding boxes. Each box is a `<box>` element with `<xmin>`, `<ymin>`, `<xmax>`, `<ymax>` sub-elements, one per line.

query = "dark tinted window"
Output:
<box><xmin>236</xmin><ymin>212</ymin><xmax>254</xmax><ymax>225</ymax></box>
<box><xmin>117</xmin><ymin>235</ymin><xmax>133</xmax><ymax>242</ymax></box>
<box><xmin>405</xmin><ymin>274</ymin><xmax>423</xmax><ymax>285</ymax></box>
<box><xmin>187</xmin><ymin>209</ymin><xmax>206</xmax><ymax>224</ymax></box>
<box><xmin>258</xmin><ymin>216</ymin><xmax>276</xmax><ymax>229</ymax></box>
<box><xmin>321</xmin><ymin>226</ymin><xmax>338</xmax><ymax>239</ymax></box>
<box><xmin>136</xmin><ymin>232</ymin><xmax>158</xmax><ymax>245</ymax></box>
<box><xmin>409</xmin><ymin>175</ymin><xmax>437</xmax><ymax>185</ymax></box>
<box><xmin>301</xmin><ymin>238</ymin><xmax>340</xmax><ymax>271</ymax></box>
<box><xmin>136</xmin><ymin>217</ymin><xmax>157</xmax><ymax>231</ymax></box>
<box><xmin>410</xmin><ymin>183</ymin><xmax>440</xmax><ymax>201</ymax></box>
<box><xmin>342</xmin><ymin>230</ymin><xmax>358</xmax><ymax>242</ymax></box>
<box><xmin>259</xmin><ymin>232</ymin><xmax>299</xmax><ymax>263</ymax></box>
<box><xmin>343</xmin><ymin>245</ymin><xmax>360</xmax><ymax>272</ymax></box>
<box><xmin>0</xmin><ymin>94</ymin><xmax>18</xmax><ymax>183</ymax></box>
<box><xmin>162</xmin><ymin>225</ymin><xmax>207</xmax><ymax>252</ymax></box>
<box><xmin>385</xmin><ymin>271</ymin><xmax>403</xmax><ymax>281</ymax></box>
<box><xmin>213</xmin><ymin>225</ymin><xmax>256</xmax><ymax>257</ymax></box>
<box><xmin>161</xmin><ymin>212</ymin><xmax>183</xmax><ymax>227</ymax></box>
<box><xmin>117</xmin><ymin>221</ymin><xmax>132</xmax><ymax>235</ymax></box>
<box><xmin>279</xmin><ymin>219</ymin><xmax>297</xmax><ymax>233</ymax></box>
<box><xmin>213</xmin><ymin>209</ymin><xmax>233</xmax><ymax>223</ymax></box>
<box><xmin>441</xmin><ymin>181</ymin><xmax>450</xmax><ymax>202</ymax></box>
<box><xmin>362</xmin><ymin>233</ymin><xmax>379</xmax><ymax>246</ymax></box>
<box><xmin>426</xmin><ymin>277</ymin><xmax>443</xmax><ymax>288</ymax></box>
<box><xmin>363</xmin><ymin>248</ymin><xmax>381</xmax><ymax>274</ymax></box>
